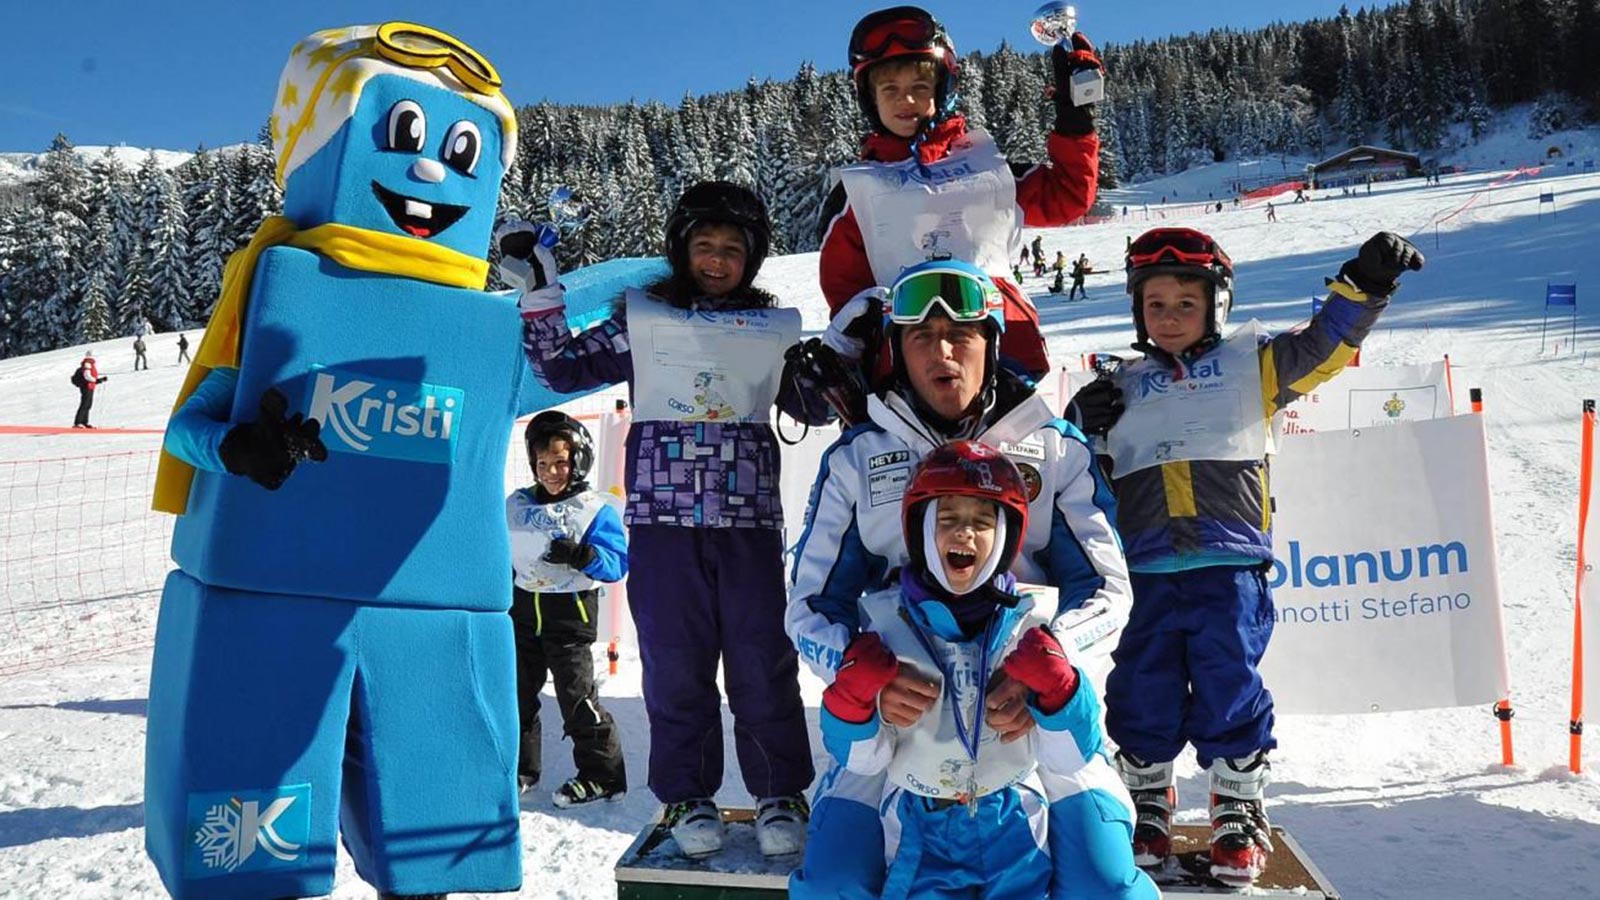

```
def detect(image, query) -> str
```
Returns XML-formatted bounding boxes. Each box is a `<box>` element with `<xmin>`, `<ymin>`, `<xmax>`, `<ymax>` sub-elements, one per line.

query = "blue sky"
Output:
<box><xmin>2</xmin><ymin>1</ymin><xmax>1377</xmax><ymax>153</ymax></box>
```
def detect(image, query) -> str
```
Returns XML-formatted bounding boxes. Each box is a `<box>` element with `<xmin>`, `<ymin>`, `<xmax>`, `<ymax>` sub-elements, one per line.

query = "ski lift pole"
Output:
<box><xmin>1472</xmin><ymin>387</ymin><xmax>1516</xmax><ymax>765</ymax></box>
<box><xmin>1568</xmin><ymin>397</ymin><xmax>1593</xmax><ymax>771</ymax></box>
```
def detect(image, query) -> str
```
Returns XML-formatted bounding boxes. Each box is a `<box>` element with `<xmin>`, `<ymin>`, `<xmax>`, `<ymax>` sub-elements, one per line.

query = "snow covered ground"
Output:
<box><xmin>6</xmin><ymin>142</ymin><xmax>1600</xmax><ymax>898</ymax></box>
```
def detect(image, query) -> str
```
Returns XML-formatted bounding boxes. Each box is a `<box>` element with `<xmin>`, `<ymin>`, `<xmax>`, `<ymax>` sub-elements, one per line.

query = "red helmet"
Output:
<box><xmin>902</xmin><ymin>441</ymin><xmax>1030</xmax><ymax>584</ymax></box>
<box><xmin>1125</xmin><ymin>227</ymin><xmax>1235</xmax><ymax>344</ymax></box>
<box><xmin>848</xmin><ymin>6</ymin><xmax>959</xmax><ymax>131</ymax></box>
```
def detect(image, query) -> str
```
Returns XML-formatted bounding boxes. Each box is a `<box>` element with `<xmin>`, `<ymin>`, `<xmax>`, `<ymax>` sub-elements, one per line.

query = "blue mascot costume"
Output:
<box><xmin>145</xmin><ymin>23</ymin><xmax>534</xmax><ymax>899</ymax></box>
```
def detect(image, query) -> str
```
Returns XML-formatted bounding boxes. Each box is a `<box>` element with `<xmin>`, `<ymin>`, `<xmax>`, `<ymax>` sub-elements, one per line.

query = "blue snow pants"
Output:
<box><xmin>626</xmin><ymin>525</ymin><xmax>814</xmax><ymax>803</ymax></box>
<box><xmin>1105</xmin><ymin>564</ymin><xmax>1278</xmax><ymax>768</ymax></box>
<box><xmin>144</xmin><ymin>571</ymin><xmax>522</xmax><ymax>900</ymax></box>
<box><xmin>790</xmin><ymin>767</ymin><xmax>1159</xmax><ymax>899</ymax></box>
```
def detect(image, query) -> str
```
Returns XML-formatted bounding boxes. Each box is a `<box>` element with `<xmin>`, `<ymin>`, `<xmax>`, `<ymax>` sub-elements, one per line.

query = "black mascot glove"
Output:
<box><xmin>1064</xmin><ymin>377</ymin><xmax>1124</xmax><ymax>437</ymax></box>
<box><xmin>218</xmin><ymin>388</ymin><xmax>328</xmax><ymax>491</ymax></box>
<box><xmin>1051</xmin><ymin>34</ymin><xmax>1103</xmax><ymax>137</ymax></box>
<box><xmin>543</xmin><ymin>537</ymin><xmax>597</xmax><ymax>572</ymax></box>
<box><xmin>1337</xmin><ymin>232</ymin><xmax>1425</xmax><ymax>298</ymax></box>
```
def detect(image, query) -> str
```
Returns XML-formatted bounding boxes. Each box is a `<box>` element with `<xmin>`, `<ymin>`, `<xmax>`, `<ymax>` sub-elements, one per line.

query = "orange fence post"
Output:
<box><xmin>1444</xmin><ymin>354</ymin><xmax>1455</xmax><ymax>413</ymax></box>
<box><xmin>1573</xmin><ymin>400</ymin><xmax>1595</xmax><ymax>774</ymax></box>
<box><xmin>1472</xmin><ymin>388</ymin><xmax>1516</xmax><ymax>765</ymax></box>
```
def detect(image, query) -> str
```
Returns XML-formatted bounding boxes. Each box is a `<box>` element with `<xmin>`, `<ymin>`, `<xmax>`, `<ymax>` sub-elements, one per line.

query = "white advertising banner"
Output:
<box><xmin>1261</xmin><ymin>414</ymin><xmax>1511</xmax><ymax>714</ymax></box>
<box><xmin>1277</xmin><ymin>360</ymin><xmax>1452</xmax><ymax>436</ymax></box>
<box><xmin>1580</xmin><ymin>410</ymin><xmax>1600</xmax><ymax>717</ymax></box>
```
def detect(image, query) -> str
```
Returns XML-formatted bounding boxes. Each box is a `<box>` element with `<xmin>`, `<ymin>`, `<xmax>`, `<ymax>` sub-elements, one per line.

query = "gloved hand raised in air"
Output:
<box><xmin>822</xmin><ymin>632</ymin><xmax>900</xmax><ymax>724</ymax></box>
<box><xmin>218</xmin><ymin>387</ymin><xmax>328</xmax><ymax>491</ymax></box>
<box><xmin>494</xmin><ymin>218</ymin><xmax>565</xmax><ymax>316</ymax></box>
<box><xmin>1051</xmin><ymin>33</ymin><xmax>1103</xmax><ymax>137</ymax></box>
<box><xmin>1336</xmin><ymin>232</ymin><xmax>1425</xmax><ymax>298</ymax></box>
<box><xmin>1000</xmin><ymin>626</ymin><xmax>1079</xmax><ymax>714</ymax></box>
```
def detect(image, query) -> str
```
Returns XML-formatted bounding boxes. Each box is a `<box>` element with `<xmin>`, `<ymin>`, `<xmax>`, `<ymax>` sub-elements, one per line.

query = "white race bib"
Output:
<box><xmin>627</xmin><ymin>290</ymin><xmax>801</xmax><ymax>424</ymax></box>
<box><xmin>838</xmin><ymin>128</ymin><xmax>1020</xmax><ymax>284</ymax></box>
<box><xmin>1108</xmin><ymin>323</ymin><xmax>1271</xmax><ymax>476</ymax></box>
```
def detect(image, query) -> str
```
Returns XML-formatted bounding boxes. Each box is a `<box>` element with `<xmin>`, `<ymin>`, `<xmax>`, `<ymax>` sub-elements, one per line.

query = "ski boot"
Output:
<box><xmin>1208</xmin><ymin>750</ymin><xmax>1274</xmax><ymax>888</ymax></box>
<box><xmin>1114</xmin><ymin>751</ymin><xmax>1176</xmax><ymax>869</ymax></box>
<box><xmin>663</xmin><ymin>798</ymin><xmax>723</xmax><ymax>858</ymax></box>
<box><xmin>754</xmin><ymin>793</ymin><xmax>810</xmax><ymax>856</ymax></box>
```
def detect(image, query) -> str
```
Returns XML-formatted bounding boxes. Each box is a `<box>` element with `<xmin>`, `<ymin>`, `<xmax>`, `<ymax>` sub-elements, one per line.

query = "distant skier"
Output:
<box><xmin>1069</xmin><ymin>252</ymin><xmax>1091</xmax><ymax>301</ymax></box>
<box><xmin>175</xmin><ymin>332</ymin><xmax>190</xmax><ymax>364</ymax></box>
<box><xmin>133</xmin><ymin>335</ymin><xmax>148</xmax><ymax>371</ymax></box>
<box><xmin>70</xmin><ymin>352</ymin><xmax>108</xmax><ymax>428</ymax></box>
<box><xmin>1266</xmin><ymin>202</ymin><xmax>1278</xmax><ymax>223</ymax></box>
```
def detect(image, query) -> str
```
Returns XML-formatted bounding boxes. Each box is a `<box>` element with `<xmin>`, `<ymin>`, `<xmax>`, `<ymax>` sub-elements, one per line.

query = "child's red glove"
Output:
<box><xmin>822</xmin><ymin>633</ymin><xmax>900</xmax><ymax>724</ymax></box>
<box><xmin>1001</xmin><ymin>627</ymin><xmax>1079</xmax><ymax>715</ymax></box>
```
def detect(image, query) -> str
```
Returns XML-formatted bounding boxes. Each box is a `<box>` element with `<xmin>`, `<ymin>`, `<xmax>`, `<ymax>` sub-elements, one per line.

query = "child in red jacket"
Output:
<box><xmin>817</xmin><ymin>5</ymin><xmax>1105</xmax><ymax>392</ymax></box>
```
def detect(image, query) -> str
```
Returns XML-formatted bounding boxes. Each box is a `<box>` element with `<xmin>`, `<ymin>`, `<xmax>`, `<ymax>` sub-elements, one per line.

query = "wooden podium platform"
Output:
<box><xmin>614</xmin><ymin>810</ymin><xmax>1341</xmax><ymax>898</ymax></box>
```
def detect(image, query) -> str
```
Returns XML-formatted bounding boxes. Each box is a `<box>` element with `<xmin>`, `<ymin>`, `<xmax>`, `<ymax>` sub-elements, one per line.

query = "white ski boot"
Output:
<box><xmin>664</xmin><ymin>798</ymin><xmax>723</xmax><ymax>858</ymax></box>
<box><xmin>1208</xmin><ymin>751</ymin><xmax>1274</xmax><ymax>888</ymax></box>
<box><xmin>1115</xmin><ymin>751</ymin><xmax>1177</xmax><ymax>869</ymax></box>
<box><xmin>754</xmin><ymin>794</ymin><xmax>810</xmax><ymax>857</ymax></box>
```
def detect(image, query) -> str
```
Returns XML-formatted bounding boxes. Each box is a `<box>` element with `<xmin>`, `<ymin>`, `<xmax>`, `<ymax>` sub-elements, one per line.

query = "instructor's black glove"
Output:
<box><xmin>543</xmin><ymin>537</ymin><xmax>596</xmax><ymax>572</ymax></box>
<box><xmin>218</xmin><ymin>388</ymin><xmax>328</xmax><ymax>491</ymax></box>
<box><xmin>1064</xmin><ymin>378</ymin><xmax>1124</xmax><ymax>437</ymax></box>
<box><xmin>1337</xmin><ymin>232</ymin><xmax>1425</xmax><ymax>298</ymax></box>
<box><xmin>1051</xmin><ymin>34</ymin><xmax>1103</xmax><ymax>137</ymax></box>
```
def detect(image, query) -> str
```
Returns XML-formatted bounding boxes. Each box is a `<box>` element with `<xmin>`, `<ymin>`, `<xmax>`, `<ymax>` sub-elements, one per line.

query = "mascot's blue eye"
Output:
<box><xmin>442</xmin><ymin>120</ymin><xmax>481</xmax><ymax>176</ymax></box>
<box><xmin>387</xmin><ymin>100</ymin><xmax>426</xmax><ymax>153</ymax></box>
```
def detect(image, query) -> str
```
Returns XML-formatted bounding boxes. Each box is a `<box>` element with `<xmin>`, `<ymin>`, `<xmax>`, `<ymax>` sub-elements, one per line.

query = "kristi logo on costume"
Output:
<box><xmin>306</xmin><ymin>367</ymin><xmax>463</xmax><ymax>463</ymax></box>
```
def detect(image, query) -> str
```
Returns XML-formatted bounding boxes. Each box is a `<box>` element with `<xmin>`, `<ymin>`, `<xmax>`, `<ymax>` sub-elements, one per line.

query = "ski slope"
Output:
<box><xmin>4</xmin><ymin>148</ymin><xmax>1600</xmax><ymax>898</ymax></box>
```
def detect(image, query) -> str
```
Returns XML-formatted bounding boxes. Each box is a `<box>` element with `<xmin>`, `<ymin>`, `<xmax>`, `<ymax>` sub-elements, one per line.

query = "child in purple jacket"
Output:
<box><xmin>496</xmin><ymin>182</ymin><xmax>819</xmax><ymax>859</ymax></box>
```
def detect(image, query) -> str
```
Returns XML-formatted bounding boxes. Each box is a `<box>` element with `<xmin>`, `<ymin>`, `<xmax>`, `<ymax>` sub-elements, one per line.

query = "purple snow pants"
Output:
<box><xmin>627</xmin><ymin>525</ymin><xmax>814</xmax><ymax>803</ymax></box>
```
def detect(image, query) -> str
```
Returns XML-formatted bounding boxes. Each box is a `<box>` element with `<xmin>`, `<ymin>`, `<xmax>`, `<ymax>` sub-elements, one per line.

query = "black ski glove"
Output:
<box><xmin>543</xmin><ymin>537</ymin><xmax>597</xmax><ymax>572</ymax></box>
<box><xmin>1337</xmin><ymin>232</ymin><xmax>1425</xmax><ymax>298</ymax></box>
<box><xmin>1051</xmin><ymin>34</ymin><xmax>1103</xmax><ymax>137</ymax></box>
<box><xmin>96</xmin><ymin>376</ymin><xmax>108</xmax><ymax>384</ymax></box>
<box><xmin>218</xmin><ymin>388</ymin><xmax>329</xmax><ymax>490</ymax></box>
<box><xmin>1064</xmin><ymin>377</ymin><xmax>1124</xmax><ymax>437</ymax></box>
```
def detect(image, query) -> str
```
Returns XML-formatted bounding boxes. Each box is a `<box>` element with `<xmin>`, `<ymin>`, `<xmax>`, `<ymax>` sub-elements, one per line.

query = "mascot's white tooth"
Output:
<box><xmin>405</xmin><ymin>199</ymin><xmax>433</xmax><ymax>219</ymax></box>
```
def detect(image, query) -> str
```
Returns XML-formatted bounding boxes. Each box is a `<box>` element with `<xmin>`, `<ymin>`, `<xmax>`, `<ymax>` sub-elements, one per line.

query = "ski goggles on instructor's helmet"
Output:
<box><xmin>849</xmin><ymin>6</ymin><xmax>953</xmax><ymax>73</ymax></box>
<box><xmin>890</xmin><ymin>259</ymin><xmax>1003</xmax><ymax>327</ymax></box>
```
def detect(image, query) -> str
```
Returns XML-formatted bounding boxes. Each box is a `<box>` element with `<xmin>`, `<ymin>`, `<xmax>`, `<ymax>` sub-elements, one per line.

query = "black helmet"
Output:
<box><xmin>665</xmin><ymin>181</ymin><xmax>770</xmax><ymax>290</ymax></box>
<box><xmin>524</xmin><ymin>411</ymin><xmax>594</xmax><ymax>486</ymax></box>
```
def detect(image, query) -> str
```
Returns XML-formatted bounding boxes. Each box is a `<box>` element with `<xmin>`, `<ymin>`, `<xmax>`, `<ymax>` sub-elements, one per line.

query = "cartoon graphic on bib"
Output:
<box><xmin>687</xmin><ymin>371</ymin><xmax>738</xmax><ymax>421</ymax></box>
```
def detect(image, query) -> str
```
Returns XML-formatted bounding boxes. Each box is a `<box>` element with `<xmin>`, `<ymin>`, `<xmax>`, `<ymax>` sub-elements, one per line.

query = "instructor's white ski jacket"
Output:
<box><xmin>786</xmin><ymin>378</ymin><xmax>1132</xmax><ymax>683</ymax></box>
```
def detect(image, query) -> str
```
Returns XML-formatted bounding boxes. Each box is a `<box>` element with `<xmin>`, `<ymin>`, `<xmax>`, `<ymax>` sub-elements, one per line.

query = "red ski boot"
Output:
<box><xmin>1115</xmin><ymin>751</ymin><xmax>1176</xmax><ymax>869</ymax></box>
<box><xmin>1208</xmin><ymin>751</ymin><xmax>1274</xmax><ymax>888</ymax></box>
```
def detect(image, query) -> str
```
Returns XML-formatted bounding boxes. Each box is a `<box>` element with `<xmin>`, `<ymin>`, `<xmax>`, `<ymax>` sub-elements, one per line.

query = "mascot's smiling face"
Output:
<box><xmin>282</xmin><ymin>73</ymin><xmax>506</xmax><ymax>258</ymax></box>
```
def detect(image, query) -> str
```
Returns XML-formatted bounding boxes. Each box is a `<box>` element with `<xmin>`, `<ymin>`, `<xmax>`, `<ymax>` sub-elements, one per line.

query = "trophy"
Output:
<box><xmin>1030</xmin><ymin>2</ymin><xmax>1104</xmax><ymax>107</ymax></box>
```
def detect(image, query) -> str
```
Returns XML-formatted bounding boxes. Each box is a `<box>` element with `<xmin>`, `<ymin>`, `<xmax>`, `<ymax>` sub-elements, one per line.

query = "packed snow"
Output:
<box><xmin>5</xmin><ymin>132</ymin><xmax>1600</xmax><ymax>897</ymax></box>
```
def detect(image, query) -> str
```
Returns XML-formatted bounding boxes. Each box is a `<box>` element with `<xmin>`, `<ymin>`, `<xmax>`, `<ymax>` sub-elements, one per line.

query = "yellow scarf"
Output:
<box><xmin>152</xmin><ymin>217</ymin><xmax>490</xmax><ymax>514</ymax></box>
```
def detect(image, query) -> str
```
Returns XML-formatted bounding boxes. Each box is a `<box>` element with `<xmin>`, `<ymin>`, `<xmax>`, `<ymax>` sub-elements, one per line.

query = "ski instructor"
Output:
<box><xmin>786</xmin><ymin>259</ymin><xmax>1157</xmax><ymax>899</ymax></box>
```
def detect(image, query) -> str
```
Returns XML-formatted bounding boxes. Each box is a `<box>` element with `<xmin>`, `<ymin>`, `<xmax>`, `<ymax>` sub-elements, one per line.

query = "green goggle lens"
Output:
<box><xmin>891</xmin><ymin>271</ymin><xmax>994</xmax><ymax>325</ymax></box>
